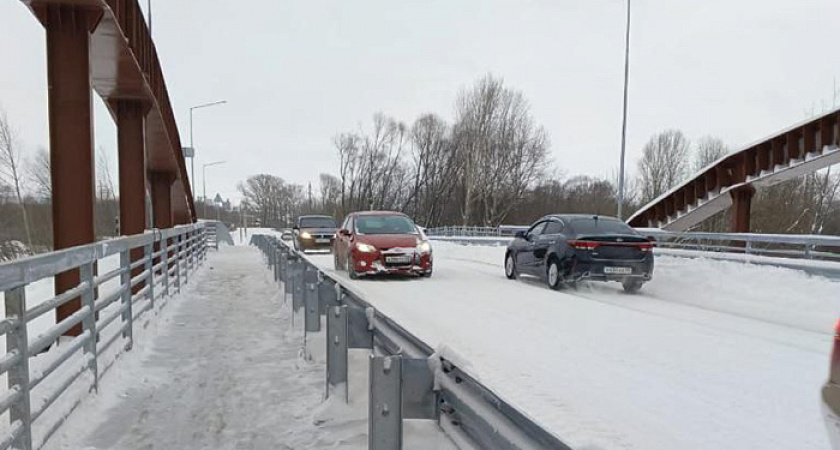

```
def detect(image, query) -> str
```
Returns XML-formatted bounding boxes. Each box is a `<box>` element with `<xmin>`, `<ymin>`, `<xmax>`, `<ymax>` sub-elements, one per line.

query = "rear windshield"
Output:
<box><xmin>355</xmin><ymin>215</ymin><xmax>417</xmax><ymax>235</ymax></box>
<box><xmin>298</xmin><ymin>217</ymin><xmax>337</xmax><ymax>229</ymax></box>
<box><xmin>569</xmin><ymin>218</ymin><xmax>634</xmax><ymax>236</ymax></box>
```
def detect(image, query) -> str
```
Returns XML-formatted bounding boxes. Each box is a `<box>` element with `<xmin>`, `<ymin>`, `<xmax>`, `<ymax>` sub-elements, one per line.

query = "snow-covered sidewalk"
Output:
<box><xmin>38</xmin><ymin>246</ymin><xmax>316</xmax><ymax>449</ymax></box>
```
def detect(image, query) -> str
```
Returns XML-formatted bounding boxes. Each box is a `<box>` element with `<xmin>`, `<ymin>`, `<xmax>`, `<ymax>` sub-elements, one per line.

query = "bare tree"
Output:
<box><xmin>28</xmin><ymin>146</ymin><xmax>52</xmax><ymax>200</ymax></box>
<box><xmin>637</xmin><ymin>129</ymin><xmax>690</xmax><ymax>203</ymax></box>
<box><xmin>693</xmin><ymin>136</ymin><xmax>728</xmax><ymax>172</ymax></box>
<box><xmin>453</xmin><ymin>75</ymin><xmax>549</xmax><ymax>226</ymax></box>
<box><xmin>0</xmin><ymin>109</ymin><xmax>33</xmax><ymax>252</ymax></box>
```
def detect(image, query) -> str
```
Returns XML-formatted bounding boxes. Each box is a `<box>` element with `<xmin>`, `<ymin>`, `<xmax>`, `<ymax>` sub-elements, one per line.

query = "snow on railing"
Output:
<box><xmin>0</xmin><ymin>223</ymin><xmax>209</xmax><ymax>450</ymax></box>
<box><xmin>251</xmin><ymin>234</ymin><xmax>572</xmax><ymax>450</ymax></box>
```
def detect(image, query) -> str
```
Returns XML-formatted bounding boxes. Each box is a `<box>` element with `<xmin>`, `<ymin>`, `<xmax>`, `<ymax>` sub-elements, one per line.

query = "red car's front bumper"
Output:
<box><xmin>350</xmin><ymin>249</ymin><xmax>433</xmax><ymax>276</ymax></box>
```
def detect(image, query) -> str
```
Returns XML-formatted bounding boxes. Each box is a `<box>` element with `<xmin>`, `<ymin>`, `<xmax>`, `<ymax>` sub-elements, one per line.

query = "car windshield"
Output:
<box><xmin>569</xmin><ymin>218</ymin><xmax>635</xmax><ymax>236</ymax></box>
<box><xmin>355</xmin><ymin>215</ymin><xmax>417</xmax><ymax>235</ymax></box>
<box><xmin>298</xmin><ymin>217</ymin><xmax>337</xmax><ymax>229</ymax></box>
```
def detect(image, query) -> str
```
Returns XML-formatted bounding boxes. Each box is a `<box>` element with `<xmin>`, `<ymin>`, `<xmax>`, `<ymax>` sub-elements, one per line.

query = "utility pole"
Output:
<box><xmin>617</xmin><ymin>0</ymin><xmax>632</xmax><ymax>220</ymax></box>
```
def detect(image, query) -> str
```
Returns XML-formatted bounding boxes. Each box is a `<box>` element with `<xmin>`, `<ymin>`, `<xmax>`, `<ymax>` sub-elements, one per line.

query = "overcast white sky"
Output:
<box><xmin>2</xmin><ymin>0</ymin><xmax>839</xmax><ymax>203</ymax></box>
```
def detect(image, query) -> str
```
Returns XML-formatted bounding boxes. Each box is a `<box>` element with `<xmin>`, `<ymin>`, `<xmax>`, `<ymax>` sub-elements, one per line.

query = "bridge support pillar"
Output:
<box><xmin>150</xmin><ymin>172</ymin><xmax>175</xmax><ymax>229</ymax></box>
<box><xmin>117</xmin><ymin>101</ymin><xmax>149</xmax><ymax>292</ymax></box>
<box><xmin>40</xmin><ymin>5</ymin><xmax>103</xmax><ymax>335</ymax></box>
<box><xmin>730</xmin><ymin>187</ymin><xmax>754</xmax><ymax>233</ymax></box>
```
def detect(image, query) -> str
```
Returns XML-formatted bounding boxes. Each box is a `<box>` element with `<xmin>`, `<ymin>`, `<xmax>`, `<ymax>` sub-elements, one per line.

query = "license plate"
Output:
<box><xmin>315</xmin><ymin>238</ymin><xmax>330</xmax><ymax>244</ymax></box>
<box><xmin>385</xmin><ymin>256</ymin><xmax>411</xmax><ymax>264</ymax></box>
<box><xmin>604</xmin><ymin>266</ymin><xmax>632</xmax><ymax>275</ymax></box>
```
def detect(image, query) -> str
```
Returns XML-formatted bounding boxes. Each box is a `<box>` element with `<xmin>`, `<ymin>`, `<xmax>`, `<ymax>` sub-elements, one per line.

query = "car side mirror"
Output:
<box><xmin>515</xmin><ymin>230</ymin><xmax>527</xmax><ymax>240</ymax></box>
<box><xmin>339</xmin><ymin>229</ymin><xmax>351</xmax><ymax>237</ymax></box>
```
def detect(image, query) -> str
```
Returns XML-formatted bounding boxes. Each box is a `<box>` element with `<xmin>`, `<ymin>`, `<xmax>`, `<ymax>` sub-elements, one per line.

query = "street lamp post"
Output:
<box><xmin>203</xmin><ymin>160</ymin><xmax>226</xmax><ymax>219</ymax></box>
<box><xmin>617</xmin><ymin>0</ymin><xmax>632</xmax><ymax>220</ymax></box>
<box><xmin>189</xmin><ymin>100</ymin><xmax>227</xmax><ymax>186</ymax></box>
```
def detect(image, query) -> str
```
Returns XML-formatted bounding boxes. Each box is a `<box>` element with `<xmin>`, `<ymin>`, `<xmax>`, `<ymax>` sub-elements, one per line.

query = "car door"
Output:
<box><xmin>533</xmin><ymin>220</ymin><xmax>564</xmax><ymax>270</ymax></box>
<box><xmin>516</xmin><ymin>221</ymin><xmax>546</xmax><ymax>274</ymax></box>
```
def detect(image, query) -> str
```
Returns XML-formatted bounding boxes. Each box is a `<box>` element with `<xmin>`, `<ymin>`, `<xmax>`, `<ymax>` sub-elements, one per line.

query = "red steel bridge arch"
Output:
<box><xmin>628</xmin><ymin>108</ymin><xmax>840</xmax><ymax>233</ymax></box>
<box><xmin>19</xmin><ymin>0</ymin><xmax>195</xmax><ymax>330</ymax></box>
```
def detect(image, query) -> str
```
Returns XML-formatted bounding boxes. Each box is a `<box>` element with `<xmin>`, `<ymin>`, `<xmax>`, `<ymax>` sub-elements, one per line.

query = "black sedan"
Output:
<box><xmin>505</xmin><ymin>214</ymin><xmax>654</xmax><ymax>292</ymax></box>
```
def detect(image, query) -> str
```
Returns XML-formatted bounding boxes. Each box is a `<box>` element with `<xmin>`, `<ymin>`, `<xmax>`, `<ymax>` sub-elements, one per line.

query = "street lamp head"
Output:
<box><xmin>191</xmin><ymin>100</ymin><xmax>227</xmax><ymax>111</ymax></box>
<box><xmin>204</xmin><ymin>160</ymin><xmax>226</xmax><ymax>168</ymax></box>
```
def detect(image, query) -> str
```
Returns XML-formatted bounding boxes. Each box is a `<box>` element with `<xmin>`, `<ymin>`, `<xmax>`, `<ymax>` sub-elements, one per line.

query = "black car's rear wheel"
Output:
<box><xmin>547</xmin><ymin>259</ymin><xmax>563</xmax><ymax>290</ymax></box>
<box><xmin>622</xmin><ymin>279</ymin><xmax>644</xmax><ymax>293</ymax></box>
<box><xmin>505</xmin><ymin>253</ymin><xmax>517</xmax><ymax>279</ymax></box>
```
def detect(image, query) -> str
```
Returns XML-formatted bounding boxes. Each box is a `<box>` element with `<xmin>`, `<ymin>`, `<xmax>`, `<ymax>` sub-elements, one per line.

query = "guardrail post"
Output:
<box><xmin>292</xmin><ymin>258</ymin><xmax>304</xmax><ymax>312</ymax></box>
<box><xmin>279</xmin><ymin>249</ymin><xmax>288</xmax><ymax>284</ymax></box>
<box><xmin>274</xmin><ymin>244</ymin><xmax>281</xmax><ymax>283</ymax></box>
<box><xmin>145</xmin><ymin>241</ymin><xmax>155</xmax><ymax>308</ymax></box>
<box><xmin>183</xmin><ymin>232</ymin><xmax>190</xmax><ymax>286</ymax></box>
<box><xmin>326</xmin><ymin>305</ymin><xmax>349</xmax><ymax>401</ymax></box>
<box><xmin>80</xmin><ymin>262</ymin><xmax>98</xmax><ymax>393</ymax></box>
<box><xmin>5</xmin><ymin>286</ymin><xmax>32</xmax><ymax>450</ymax></box>
<box><xmin>162</xmin><ymin>233</ymin><xmax>170</xmax><ymax>298</ymax></box>
<box><xmin>305</xmin><ymin>266</ymin><xmax>320</xmax><ymax>333</ymax></box>
<box><xmin>119</xmin><ymin>250</ymin><xmax>133</xmax><ymax>349</ymax></box>
<box><xmin>805</xmin><ymin>243</ymin><xmax>814</xmax><ymax>259</ymax></box>
<box><xmin>174</xmin><ymin>234</ymin><xmax>182</xmax><ymax>294</ymax></box>
<box><xmin>285</xmin><ymin>255</ymin><xmax>294</xmax><ymax>300</ymax></box>
<box><xmin>369</xmin><ymin>355</ymin><xmax>403</xmax><ymax>450</ymax></box>
<box><xmin>318</xmin><ymin>277</ymin><xmax>338</xmax><ymax>314</ymax></box>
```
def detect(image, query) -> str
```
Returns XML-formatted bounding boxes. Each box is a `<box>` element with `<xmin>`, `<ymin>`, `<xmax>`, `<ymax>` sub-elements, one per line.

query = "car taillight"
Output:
<box><xmin>834</xmin><ymin>319</ymin><xmax>840</xmax><ymax>340</ymax></box>
<box><xmin>638</xmin><ymin>242</ymin><xmax>654</xmax><ymax>252</ymax></box>
<box><xmin>569</xmin><ymin>240</ymin><xmax>599</xmax><ymax>250</ymax></box>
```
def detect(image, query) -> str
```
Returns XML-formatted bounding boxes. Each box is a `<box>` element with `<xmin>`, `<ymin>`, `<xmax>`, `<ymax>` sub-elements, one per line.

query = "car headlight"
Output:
<box><xmin>356</xmin><ymin>242</ymin><xmax>377</xmax><ymax>253</ymax></box>
<box><xmin>417</xmin><ymin>241</ymin><xmax>432</xmax><ymax>253</ymax></box>
<box><xmin>300</xmin><ymin>231</ymin><xmax>312</xmax><ymax>239</ymax></box>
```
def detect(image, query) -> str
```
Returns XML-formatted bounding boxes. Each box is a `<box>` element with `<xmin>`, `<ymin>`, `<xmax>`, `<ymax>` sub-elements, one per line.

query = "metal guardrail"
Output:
<box><xmin>251</xmin><ymin>234</ymin><xmax>572</xmax><ymax>450</ymax></box>
<box><xmin>0</xmin><ymin>223</ymin><xmax>208</xmax><ymax>450</ymax></box>
<box><xmin>638</xmin><ymin>229</ymin><xmax>840</xmax><ymax>261</ymax></box>
<box><xmin>426</xmin><ymin>226</ymin><xmax>525</xmax><ymax>237</ymax></box>
<box><xmin>428</xmin><ymin>225</ymin><xmax>840</xmax><ymax>261</ymax></box>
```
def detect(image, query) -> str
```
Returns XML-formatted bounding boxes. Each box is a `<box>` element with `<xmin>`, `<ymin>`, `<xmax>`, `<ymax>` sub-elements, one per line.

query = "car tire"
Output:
<box><xmin>622</xmin><ymin>279</ymin><xmax>643</xmax><ymax>294</ymax></box>
<box><xmin>505</xmin><ymin>253</ymin><xmax>517</xmax><ymax>280</ymax></box>
<box><xmin>347</xmin><ymin>254</ymin><xmax>358</xmax><ymax>280</ymax></box>
<box><xmin>547</xmin><ymin>259</ymin><xmax>563</xmax><ymax>290</ymax></box>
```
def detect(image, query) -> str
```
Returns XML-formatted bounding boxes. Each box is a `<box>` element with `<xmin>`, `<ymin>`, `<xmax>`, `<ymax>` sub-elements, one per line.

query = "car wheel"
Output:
<box><xmin>505</xmin><ymin>253</ymin><xmax>517</xmax><ymax>280</ymax></box>
<box><xmin>622</xmin><ymin>279</ymin><xmax>643</xmax><ymax>293</ymax></box>
<box><xmin>547</xmin><ymin>259</ymin><xmax>563</xmax><ymax>290</ymax></box>
<box><xmin>347</xmin><ymin>254</ymin><xmax>358</xmax><ymax>280</ymax></box>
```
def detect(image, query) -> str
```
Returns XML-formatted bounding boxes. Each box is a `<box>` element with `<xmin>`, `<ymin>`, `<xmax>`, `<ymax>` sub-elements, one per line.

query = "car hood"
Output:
<box><xmin>356</xmin><ymin>234</ymin><xmax>420</xmax><ymax>249</ymax></box>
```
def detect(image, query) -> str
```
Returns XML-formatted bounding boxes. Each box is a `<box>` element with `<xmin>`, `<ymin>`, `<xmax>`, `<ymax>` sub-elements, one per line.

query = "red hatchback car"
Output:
<box><xmin>333</xmin><ymin>211</ymin><xmax>433</xmax><ymax>278</ymax></box>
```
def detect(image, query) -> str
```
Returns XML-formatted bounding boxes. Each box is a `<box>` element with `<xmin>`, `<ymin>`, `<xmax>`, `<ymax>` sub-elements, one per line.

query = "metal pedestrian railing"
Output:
<box><xmin>0</xmin><ymin>223</ymin><xmax>208</xmax><ymax>450</ymax></box>
<box><xmin>251</xmin><ymin>234</ymin><xmax>572</xmax><ymax>450</ymax></box>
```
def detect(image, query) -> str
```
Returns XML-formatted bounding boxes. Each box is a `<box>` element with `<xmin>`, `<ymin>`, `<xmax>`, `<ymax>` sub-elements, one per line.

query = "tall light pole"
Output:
<box><xmin>189</xmin><ymin>100</ymin><xmax>227</xmax><ymax>186</ymax></box>
<box><xmin>617</xmin><ymin>0</ymin><xmax>632</xmax><ymax>220</ymax></box>
<box><xmin>203</xmin><ymin>160</ymin><xmax>226</xmax><ymax>219</ymax></box>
